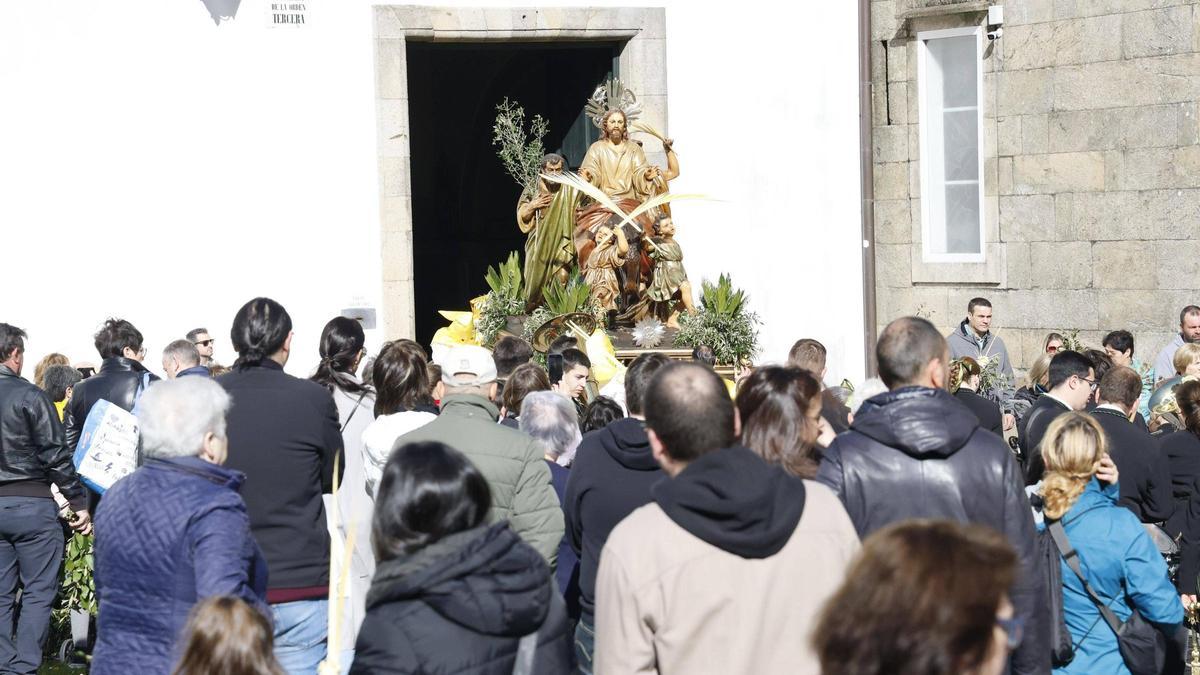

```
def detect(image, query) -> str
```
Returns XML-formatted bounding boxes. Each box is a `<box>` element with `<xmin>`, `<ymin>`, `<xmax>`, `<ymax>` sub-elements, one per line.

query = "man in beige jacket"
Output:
<box><xmin>594</xmin><ymin>363</ymin><xmax>861</xmax><ymax>675</ymax></box>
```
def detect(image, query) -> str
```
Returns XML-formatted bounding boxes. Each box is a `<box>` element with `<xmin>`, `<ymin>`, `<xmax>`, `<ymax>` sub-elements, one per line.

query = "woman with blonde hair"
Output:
<box><xmin>1012</xmin><ymin>352</ymin><xmax>1053</xmax><ymax>428</ymax></box>
<box><xmin>32</xmin><ymin>352</ymin><xmax>69</xmax><ymax>390</ymax></box>
<box><xmin>1037</xmin><ymin>412</ymin><xmax>1182</xmax><ymax>674</ymax></box>
<box><xmin>1172</xmin><ymin>342</ymin><xmax>1200</xmax><ymax>378</ymax></box>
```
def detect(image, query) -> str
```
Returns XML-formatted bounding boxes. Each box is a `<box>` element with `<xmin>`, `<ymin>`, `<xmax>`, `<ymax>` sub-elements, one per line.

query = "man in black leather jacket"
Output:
<box><xmin>64</xmin><ymin>318</ymin><xmax>159</xmax><ymax>451</ymax></box>
<box><xmin>817</xmin><ymin>317</ymin><xmax>1049</xmax><ymax>675</ymax></box>
<box><xmin>0</xmin><ymin>323</ymin><xmax>91</xmax><ymax>674</ymax></box>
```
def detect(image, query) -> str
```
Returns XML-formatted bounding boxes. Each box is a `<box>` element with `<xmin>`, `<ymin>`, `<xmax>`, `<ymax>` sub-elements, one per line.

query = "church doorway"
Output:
<box><xmin>407</xmin><ymin>41</ymin><xmax>619</xmax><ymax>347</ymax></box>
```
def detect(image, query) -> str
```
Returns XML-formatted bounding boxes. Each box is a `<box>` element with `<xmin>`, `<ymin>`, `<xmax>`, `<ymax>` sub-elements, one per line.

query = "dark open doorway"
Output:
<box><xmin>406</xmin><ymin>41</ymin><xmax>619</xmax><ymax>348</ymax></box>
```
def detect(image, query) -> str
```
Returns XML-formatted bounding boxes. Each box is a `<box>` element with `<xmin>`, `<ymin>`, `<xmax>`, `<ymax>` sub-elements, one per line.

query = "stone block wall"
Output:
<box><xmin>872</xmin><ymin>0</ymin><xmax>1200</xmax><ymax>377</ymax></box>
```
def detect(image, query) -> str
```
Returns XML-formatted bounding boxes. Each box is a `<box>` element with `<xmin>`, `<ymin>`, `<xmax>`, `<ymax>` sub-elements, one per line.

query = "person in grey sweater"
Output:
<box><xmin>947</xmin><ymin>297</ymin><xmax>1016</xmax><ymax>431</ymax></box>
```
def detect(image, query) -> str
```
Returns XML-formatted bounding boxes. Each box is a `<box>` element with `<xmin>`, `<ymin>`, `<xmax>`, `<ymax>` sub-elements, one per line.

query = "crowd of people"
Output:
<box><xmin>1</xmin><ymin>295</ymin><xmax>1200</xmax><ymax>674</ymax></box>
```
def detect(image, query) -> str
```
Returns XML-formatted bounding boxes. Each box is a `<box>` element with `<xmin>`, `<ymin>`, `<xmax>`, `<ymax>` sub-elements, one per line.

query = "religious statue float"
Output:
<box><xmin>457</xmin><ymin>80</ymin><xmax>758</xmax><ymax>379</ymax></box>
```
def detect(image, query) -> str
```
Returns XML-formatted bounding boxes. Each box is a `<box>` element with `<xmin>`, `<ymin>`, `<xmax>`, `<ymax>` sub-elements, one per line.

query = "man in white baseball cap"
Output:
<box><xmin>440</xmin><ymin>345</ymin><xmax>498</xmax><ymax>389</ymax></box>
<box><xmin>394</xmin><ymin>344</ymin><xmax>564</xmax><ymax>564</ymax></box>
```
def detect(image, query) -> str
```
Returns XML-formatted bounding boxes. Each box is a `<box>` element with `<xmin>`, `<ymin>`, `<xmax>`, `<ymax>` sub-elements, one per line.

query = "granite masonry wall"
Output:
<box><xmin>872</xmin><ymin>0</ymin><xmax>1200</xmax><ymax>374</ymax></box>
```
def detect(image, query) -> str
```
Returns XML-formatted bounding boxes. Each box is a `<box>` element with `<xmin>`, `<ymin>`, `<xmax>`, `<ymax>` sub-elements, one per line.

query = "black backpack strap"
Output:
<box><xmin>1047</xmin><ymin>520</ymin><xmax>1124</xmax><ymax>636</ymax></box>
<box><xmin>340</xmin><ymin>391</ymin><xmax>369</xmax><ymax>434</ymax></box>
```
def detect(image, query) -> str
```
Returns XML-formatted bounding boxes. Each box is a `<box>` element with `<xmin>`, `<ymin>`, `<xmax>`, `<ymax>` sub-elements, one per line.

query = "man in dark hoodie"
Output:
<box><xmin>563</xmin><ymin>352</ymin><xmax>671</xmax><ymax>673</ymax></box>
<box><xmin>595</xmin><ymin>363</ymin><xmax>860</xmax><ymax>674</ymax></box>
<box><xmin>817</xmin><ymin>316</ymin><xmax>1049</xmax><ymax>675</ymax></box>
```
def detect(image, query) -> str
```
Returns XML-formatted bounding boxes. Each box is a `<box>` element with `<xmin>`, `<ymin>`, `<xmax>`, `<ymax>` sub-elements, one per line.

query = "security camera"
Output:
<box><xmin>987</xmin><ymin>5</ymin><xmax>1004</xmax><ymax>40</ymax></box>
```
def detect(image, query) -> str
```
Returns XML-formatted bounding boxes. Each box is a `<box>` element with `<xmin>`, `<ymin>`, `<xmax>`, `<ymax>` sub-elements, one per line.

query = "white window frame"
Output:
<box><xmin>916</xmin><ymin>25</ymin><xmax>986</xmax><ymax>264</ymax></box>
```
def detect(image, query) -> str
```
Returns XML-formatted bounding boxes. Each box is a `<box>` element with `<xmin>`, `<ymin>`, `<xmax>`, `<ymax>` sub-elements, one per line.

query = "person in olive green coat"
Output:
<box><xmin>395</xmin><ymin>345</ymin><xmax>564</xmax><ymax>566</ymax></box>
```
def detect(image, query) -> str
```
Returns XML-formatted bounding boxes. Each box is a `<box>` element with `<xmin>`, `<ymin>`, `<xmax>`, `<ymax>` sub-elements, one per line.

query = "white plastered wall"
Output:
<box><xmin>0</xmin><ymin>0</ymin><xmax>865</xmax><ymax>383</ymax></box>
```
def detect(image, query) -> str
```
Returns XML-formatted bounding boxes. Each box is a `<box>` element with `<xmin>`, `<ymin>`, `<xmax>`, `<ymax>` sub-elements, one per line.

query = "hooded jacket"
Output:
<box><xmin>563</xmin><ymin>417</ymin><xmax>664</xmax><ymax>622</ymax></box>
<box><xmin>595</xmin><ymin>446</ymin><xmax>859</xmax><ymax>675</ymax></box>
<box><xmin>817</xmin><ymin>386</ymin><xmax>1049</xmax><ymax>675</ymax></box>
<box><xmin>350</xmin><ymin>523</ymin><xmax>572</xmax><ymax>675</ymax></box>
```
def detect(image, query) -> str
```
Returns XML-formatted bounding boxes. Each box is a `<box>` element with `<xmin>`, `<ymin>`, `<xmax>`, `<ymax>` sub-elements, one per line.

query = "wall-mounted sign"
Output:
<box><xmin>267</xmin><ymin>1</ymin><xmax>309</xmax><ymax>27</ymax></box>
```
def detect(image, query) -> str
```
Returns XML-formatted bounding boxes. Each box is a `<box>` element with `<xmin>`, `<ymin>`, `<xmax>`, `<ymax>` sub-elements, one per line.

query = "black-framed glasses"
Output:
<box><xmin>1078</xmin><ymin>377</ymin><xmax>1099</xmax><ymax>392</ymax></box>
<box><xmin>195</xmin><ymin>339</ymin><xmax>214</xmax><ymax>347</ymax></box>
<box><xmin>996</xmin><ymin>616</ymin><xmax>1024</xmax><ymax>649</ymax></box>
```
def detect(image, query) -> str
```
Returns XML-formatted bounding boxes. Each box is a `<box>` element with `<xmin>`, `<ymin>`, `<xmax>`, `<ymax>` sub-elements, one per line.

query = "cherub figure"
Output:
<box><xmin>583</xmin><ymin>222</ymin><xmax>629</xmax><ymax>313</ymax></box>
<box><xmin>643</xmin><ymin>216</ymin><xmax>696</xmax><ymax>327</ymax></box>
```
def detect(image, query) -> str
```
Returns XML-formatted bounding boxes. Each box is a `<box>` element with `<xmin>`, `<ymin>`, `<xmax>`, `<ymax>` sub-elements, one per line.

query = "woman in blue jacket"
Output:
<box><xmin>1038</xmin><ymin>412</ymin><xmax>1183</xmax><ymax>674</ymax></box>
<box><xmin>92</xmin><ymin>377</ymin><xmax>268</xmax><ymax>675</ymax></box>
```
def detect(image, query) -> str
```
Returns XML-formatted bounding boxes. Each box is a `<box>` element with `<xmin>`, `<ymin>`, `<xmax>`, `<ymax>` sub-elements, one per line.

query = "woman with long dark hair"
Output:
<box><xmin>219</xmin><ymin>297</ymin><xmax>344</xmax><ymax>673</ymax></box>
<box><xmin>310</xmin><ymin>316</ymin><xmax>376</xmax><ymax>663</ymax></box>
<box><xmin>350</xmin><ymin>441</ymin><xmax>571</xmax><ymax>674</ymax></box>
<box><xmin>736</xmin><ymin>366</ymin><xmax>832</xmax><ymax>478</ymax></box>
<box><xmin>361</xmin><ymin>340</ymin><xmax>437</xmax><ymax>494</ymax></box>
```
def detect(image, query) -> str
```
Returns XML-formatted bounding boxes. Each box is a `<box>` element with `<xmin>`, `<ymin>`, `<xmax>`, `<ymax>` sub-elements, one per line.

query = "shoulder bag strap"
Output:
<box><xmin>1048</xmin><ymin>520</ymin><xmax>1124</xmax><ymax>635</ymax></box>
<box><xmin>511</xmin><ymin>631</ymin><xmax>538</xmax><ymax>675</ymax></box>
<box><xmin>340</xmin><ymin>391</ymin><xmax>369</xmax><ymax>434</ymax></box>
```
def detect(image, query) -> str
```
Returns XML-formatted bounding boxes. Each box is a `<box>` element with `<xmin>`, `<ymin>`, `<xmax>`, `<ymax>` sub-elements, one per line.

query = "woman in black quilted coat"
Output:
<box><xmin>350</xmin><ymin>441</ymin><xmax>572</xmax><ymax>674</ymax></box>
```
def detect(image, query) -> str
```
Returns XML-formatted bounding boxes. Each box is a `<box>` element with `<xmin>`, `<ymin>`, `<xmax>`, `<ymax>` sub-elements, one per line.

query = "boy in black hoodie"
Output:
<box><xmin>563</xmin><ymin>352</ymin><xmax>672</xmax><ymax>673</ymax></box>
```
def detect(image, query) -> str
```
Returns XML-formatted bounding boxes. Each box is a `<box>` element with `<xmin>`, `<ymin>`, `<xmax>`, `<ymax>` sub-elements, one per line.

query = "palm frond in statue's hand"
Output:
<box><xmin>539</xmin><ymin>171</ymin><xmax>707</xmax><ymax>234</ymax></box>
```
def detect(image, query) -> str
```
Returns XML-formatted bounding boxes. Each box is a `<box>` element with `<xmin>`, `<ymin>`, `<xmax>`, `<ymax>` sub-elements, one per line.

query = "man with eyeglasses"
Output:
<box><xmin>1018</xmin><ymin>350</ymin><xmax>1096</xmax><ymax>485</ymax></box>
<box><xmin>186</xmin><ymin>327</ymin><xmax>216</xmax><ymax>368</ymax></box>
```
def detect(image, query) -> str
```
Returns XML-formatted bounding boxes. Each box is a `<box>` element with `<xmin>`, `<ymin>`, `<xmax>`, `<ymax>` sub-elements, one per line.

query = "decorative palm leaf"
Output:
<box><xmin>540</xmin><ymin>171</ymin><xmax>706</xmax><ymax>233</ymax></box>
<box><xmin>699</xmin><ymin>273</ymin><xmax>747</xmax><ymax>318</ymax></box>
<box><xmin>484</xmin><ymin>251</ymin><xmax>524</xmax><ymax>303</ymax></box>
<box><xmin>542</xmin><ymin>273</ymin><xmax>593</xmax><ymax>316</ymax></box>
<box><xmin>631</xmin><ymin>121</ymin><xmax>667</xmax><ymax>144</ymax></box>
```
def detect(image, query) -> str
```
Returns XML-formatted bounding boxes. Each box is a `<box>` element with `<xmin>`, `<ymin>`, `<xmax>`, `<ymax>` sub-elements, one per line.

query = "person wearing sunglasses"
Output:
<box><xmin>1019</xmin><ymin>350</ymin><xmax>1097</xmax><ymax>486</ymax></box>
<box><xmin>186</xmin><ymin>327</ymin><xmax>216</xmax><ymax>368</ymax></box>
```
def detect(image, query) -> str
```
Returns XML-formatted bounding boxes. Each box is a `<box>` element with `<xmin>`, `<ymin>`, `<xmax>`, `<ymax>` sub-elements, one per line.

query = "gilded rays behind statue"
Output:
<box><xmin>509</xmin><ymin>79</ymin><xmax>705</xmax><ymax>329</ymax></box>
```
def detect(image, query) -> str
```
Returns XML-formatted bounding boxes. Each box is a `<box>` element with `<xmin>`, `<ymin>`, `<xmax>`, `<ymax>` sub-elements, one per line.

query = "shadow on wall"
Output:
<box><xmin>200</xmin><ymin>0</ymin><xmax>241</xmax><ymax>25</ymax></box>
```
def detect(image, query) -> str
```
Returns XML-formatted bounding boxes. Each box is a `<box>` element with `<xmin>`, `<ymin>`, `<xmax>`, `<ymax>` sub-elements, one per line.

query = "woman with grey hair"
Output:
<box><xmin>519</xmin><ymin>390</ymin><xmax>582</xmax><ymax>611</ymax></box>
<box><xmin>520</xmin><ymin>390</ymin><xmax>583</xmax><ymax>468</ymax></box>
<box><xmin>91</xmin><ymin>378</ymin><xmax>268</xmax><ymax>675</ymax></box>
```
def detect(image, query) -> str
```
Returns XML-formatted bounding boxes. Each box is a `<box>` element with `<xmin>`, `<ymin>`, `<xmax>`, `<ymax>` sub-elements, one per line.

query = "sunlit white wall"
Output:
<box><xmin>0</xmin><ymin>0</ymin><xmax>864</xmax><ymax>383</ymax></box>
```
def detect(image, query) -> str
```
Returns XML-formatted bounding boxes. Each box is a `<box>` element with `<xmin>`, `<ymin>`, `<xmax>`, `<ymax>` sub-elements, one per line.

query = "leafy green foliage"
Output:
<box><xmin>492</xmin><ymin>98</ymin><xmax>550</xmax><ymax>199</ymax></box>
<box><xmin>698</xmin><ymin>273</ymin><xmax>747</xmax><ymax>318</ymax></box>
<box><xmin>1059</xmin><ymin>329</ymin><xmax>1085</xmax><ymax>353</ymax></box>
<box><xmin>477</xmin><ymin>252</ymin><xmax>526</xmax><ymax>348</ymax></box>
<box><xmin>542</xmin><ymin>273</ymin><xmax>593</xmax><ymax>316</ymax></box>
<box><xmin>674</xmin><ymin>274</ymin><xmax>760</xmax><ymax>365</ymax></box>
<box><xmin>49</xmin><ymin>531</ymin><xmax>96</xmax><ymax>656</ymax></box>
<box><xmin>484</xmin><ymin>252</ymin><xmax>524</xmax><ymax>304</ymax></box>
